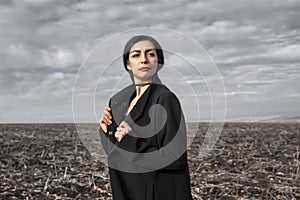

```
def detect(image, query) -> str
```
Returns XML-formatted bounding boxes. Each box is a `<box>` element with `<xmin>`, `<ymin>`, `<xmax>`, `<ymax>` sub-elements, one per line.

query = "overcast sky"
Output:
<box><xmin>1</xmin><ymin>0</ymin><xmax>299</xmax><ymax>123</ymax></box>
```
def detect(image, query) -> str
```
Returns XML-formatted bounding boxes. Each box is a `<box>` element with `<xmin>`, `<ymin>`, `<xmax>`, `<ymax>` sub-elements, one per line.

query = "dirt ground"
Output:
<box><xmin>0</xmin><ymin>122</ymin><xmax>299</xmax><ymax>199</ymax></box>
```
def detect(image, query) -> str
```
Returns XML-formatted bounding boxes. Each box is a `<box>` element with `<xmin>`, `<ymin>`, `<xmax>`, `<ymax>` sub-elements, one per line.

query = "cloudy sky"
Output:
<box><xmin>1</xmin><ymin>0</ymin><xmax>299</xmax><ymax>123</ymax></box>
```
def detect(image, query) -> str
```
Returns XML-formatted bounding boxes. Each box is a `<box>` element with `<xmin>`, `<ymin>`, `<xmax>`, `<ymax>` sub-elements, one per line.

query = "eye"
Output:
<box><xmin>148</xmin><ymin>52</ymin><xmax>156</xmax><ymax>57</ymax></box>
<box><xmin>131</xmin><ymin>54</ymin><xmax>139</xmax><ymax>58</ymax></box>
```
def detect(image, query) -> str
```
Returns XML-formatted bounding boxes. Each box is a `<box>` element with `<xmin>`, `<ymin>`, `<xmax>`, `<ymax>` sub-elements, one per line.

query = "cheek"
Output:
<box><xmin>152</xmin><ymin>56</ymin><xmax>158</xmax><ymax>61</ymax></box>
<box><xmin>151</xmin><ymin>58</ymin><xmax>158</xmax><ymax>67</ymax></box>
<box><xmin>149</xmin><ymin>57</ymin><xmax>158</xmax><ymax>64</ymax></box>
<box><xmin>131</xmin><ymin>58</ymin><xmax>140</xmax><ymax>65</ymax></box>
<box><xmin>127</xmin><ymin>60</ymin><xmax>137</xmax><ymax>69</ymax></box>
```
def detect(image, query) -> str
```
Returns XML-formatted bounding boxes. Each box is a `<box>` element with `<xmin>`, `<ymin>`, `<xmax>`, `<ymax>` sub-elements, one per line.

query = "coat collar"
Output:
<box><xmin>110</xmin><ymin>83</ymin><xmax>153</xmax><ymax>124</ymax></box>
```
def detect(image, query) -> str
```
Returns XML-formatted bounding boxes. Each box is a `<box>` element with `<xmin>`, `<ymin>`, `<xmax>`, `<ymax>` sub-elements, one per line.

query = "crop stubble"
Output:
<box><xmin>0</xmin><ymin>122</ymin><xmax>299</xmax><ymax>199</ymax></box>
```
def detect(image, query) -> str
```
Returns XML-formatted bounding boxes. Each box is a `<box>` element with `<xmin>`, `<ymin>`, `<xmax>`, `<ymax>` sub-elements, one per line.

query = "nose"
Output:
<box><xmin>140</xmin><ymin>53</ymin><xmax>148</xmax><ymax>64</ymax></box>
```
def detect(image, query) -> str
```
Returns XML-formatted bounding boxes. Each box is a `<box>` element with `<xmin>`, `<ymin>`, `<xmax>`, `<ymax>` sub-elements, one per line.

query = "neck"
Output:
<box><xmin>135</xmin><ymin>82</ymin><xmax>152</xmax><ymax>87</ymax></box>
<box><xmin>135</xmin><ymin>83</ymin><xmax>151</xmax><ymax>97</ymax></box>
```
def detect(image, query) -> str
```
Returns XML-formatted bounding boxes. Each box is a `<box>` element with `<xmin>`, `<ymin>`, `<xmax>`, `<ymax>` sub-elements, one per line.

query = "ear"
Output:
<box><xmin>126</xmin><ymin>63</ymin><xmax>132</xmax><ymax>70</ymax></box>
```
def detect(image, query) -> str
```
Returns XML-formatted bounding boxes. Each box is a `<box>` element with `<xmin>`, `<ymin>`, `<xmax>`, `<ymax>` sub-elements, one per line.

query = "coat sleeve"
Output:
<box><xmin>155</xmin><ymin>91</ymin><xmax>188</xmax><ymax>171</ymax></box>
<box><xmin>116</xmin><ymin>91</ymin><xmax>188</xmax><ymax>171</ymax></box>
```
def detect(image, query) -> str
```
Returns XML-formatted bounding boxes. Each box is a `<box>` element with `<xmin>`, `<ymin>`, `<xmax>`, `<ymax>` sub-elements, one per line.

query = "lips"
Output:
<box><xmin>139</xmin><ymin>67</ymin><xmax>150</xmax><ymax>72</ymax></box>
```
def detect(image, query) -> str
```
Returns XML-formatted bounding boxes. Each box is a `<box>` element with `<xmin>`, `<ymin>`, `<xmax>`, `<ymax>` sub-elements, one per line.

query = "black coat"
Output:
<box><xmin>100</xmin><ymin>83</ymin><xmax>193</xmax><ymax>200</ymax></box>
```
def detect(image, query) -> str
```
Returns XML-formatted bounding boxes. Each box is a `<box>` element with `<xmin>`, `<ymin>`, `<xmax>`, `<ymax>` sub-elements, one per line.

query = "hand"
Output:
<box><xmin>115</xmin><ymin>121</ymin><xmax>132</xmax><ymax>142</ymax></box>
<box><xmin>99</xmin><ymin>106</ymin><xmax>112</xmax><ymax>133</ymax></box>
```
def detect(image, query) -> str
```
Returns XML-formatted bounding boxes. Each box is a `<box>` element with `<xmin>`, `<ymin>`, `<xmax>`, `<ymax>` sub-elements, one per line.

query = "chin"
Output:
<box><xmin>136</xmin><ymin>73</ymin><xmax>154</xmax><ymax>80</ymax></box>
<box><xmin>134</xmin><ymin>76</ymin><xmax>153</xmax><ymax>83</ymax></box>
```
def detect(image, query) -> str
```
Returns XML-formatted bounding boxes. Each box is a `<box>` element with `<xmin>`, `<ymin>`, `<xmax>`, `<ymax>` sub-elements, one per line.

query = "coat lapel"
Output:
<box><xmin>111</xmin><ymin>83</ymin><xmax>153</xmax><ymax>125</ymax></box>
<box><xmin>126</xmin><ymin>84</ymin><xmax>152</xmax><ymax>123</ymax></box>
<box><xmin>110</xmin><ymin>84</ymin><xmax>135</xmax><ymax>124</ymax></box>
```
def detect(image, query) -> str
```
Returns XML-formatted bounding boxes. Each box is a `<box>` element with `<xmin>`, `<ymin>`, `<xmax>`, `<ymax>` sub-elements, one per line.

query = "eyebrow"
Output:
<box><xmin>129</xmin><ymin>48</ymin><xmax>156</xmax><ymax>53</ymax></box>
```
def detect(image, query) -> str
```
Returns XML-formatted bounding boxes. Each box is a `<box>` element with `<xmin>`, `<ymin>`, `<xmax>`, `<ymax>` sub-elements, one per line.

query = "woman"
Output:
<box><xmin>99</xmin><ymin>35</ymin><xmax>193</xmax><ymax>200</ymax></box>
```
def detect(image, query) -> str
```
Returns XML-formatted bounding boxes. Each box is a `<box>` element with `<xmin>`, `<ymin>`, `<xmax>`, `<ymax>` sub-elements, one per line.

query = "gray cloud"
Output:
<box><xmin>0</xmin><ymin>0</ymin><xmax>299</xmax><ymax>122</ymax></box>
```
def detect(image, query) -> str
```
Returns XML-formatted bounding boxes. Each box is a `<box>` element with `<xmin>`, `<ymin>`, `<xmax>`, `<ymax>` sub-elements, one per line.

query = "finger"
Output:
<box><xmin>100</xmin><ymin>112</ymin><xmax>111</xmax><ymax>125</ymax></box>
<box><xmin>122</xmin><ymin>121</ymin><xmax>130</xmax><ymax>128</ymax></box>
<box><xmin>115</xmin><ymin>133</ymin><xmax>123</xmax><ymax>142</ymax></box>
<box><xmin>105</xmin><ymin>106</ymin><xmax>111</xmax><ymax>111</ymax></box>
<box><xmin>104</xmin><ymin>110</ymin><xmax>112</xmax><ymax>119</ymax></box>
<box><xmin>99</xmin><ymin>116</ymin><xmax>106</xmax><ymax>125</ymax></box>
<box><xmin>118</xmin><ymin>126</ymin><xmax>128</xmax><ymax>133</ymax></box>
<box><xmin>116</xmin><ymin>130</ymin><xmax>125</xmax><ymax>137</ymax></box>
<box><xmin>118</xmin><ymin>126</ymin><xmax>126</xmax><ymax>133</ymax></box>
<box><xmin>104</xmin><ymin>118</ymin><xmax>111</xmax><ymax>125</ymax></box>
<box><xmin>103</xmin><ymin>115</ymin><xmax>112</xmax><ymax>124</ymax></box>
<box><xmin>120</xmin><ymin>129</ymin><xmax>127</xmax><ymax>136</ymax></box>
<box><xmin>100</xmin><ymin>116</ymin><xmax>107</xmax><ymax>124</ymax></box>
<box><xmin>116</xmin><ymin>127</ymin><xmax>122</xmax><ymax>131</ymax></box>
<box><xmin>120</xmin><ymin>121</ymin><xmax>132</xmax><ymax>132</ymax></box>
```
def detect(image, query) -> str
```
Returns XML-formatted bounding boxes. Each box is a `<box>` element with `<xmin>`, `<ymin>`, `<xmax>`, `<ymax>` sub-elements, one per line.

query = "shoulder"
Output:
<box><xmin>152</xmin><ymin>84</ymin><xmax>183</xmax><ymax>119</ymax></box>
<box><xmin>151</xmin><ymin>84</ymin><xmax>180</xmax><ymax>104</ymax></box>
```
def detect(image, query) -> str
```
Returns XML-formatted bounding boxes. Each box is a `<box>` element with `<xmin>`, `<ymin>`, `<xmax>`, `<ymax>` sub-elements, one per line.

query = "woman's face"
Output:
<box><xmin>126</xmin><ymin>40</ymin><xmax>158</xmax><ymax>84</ymax></box>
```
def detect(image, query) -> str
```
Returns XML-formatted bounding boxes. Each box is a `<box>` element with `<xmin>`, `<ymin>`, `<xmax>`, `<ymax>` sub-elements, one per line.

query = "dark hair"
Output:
<box><xmin>123</xmin><ymin>35</ymin><xmax>164</xmax><ymax>84</ymax></box>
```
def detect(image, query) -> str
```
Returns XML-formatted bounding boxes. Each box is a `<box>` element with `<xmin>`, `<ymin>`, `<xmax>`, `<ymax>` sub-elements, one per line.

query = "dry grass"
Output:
<box><xmin>0</xmin><ymin>122</ymin><xmax>299</xmax><ymax>199</ymax></box>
